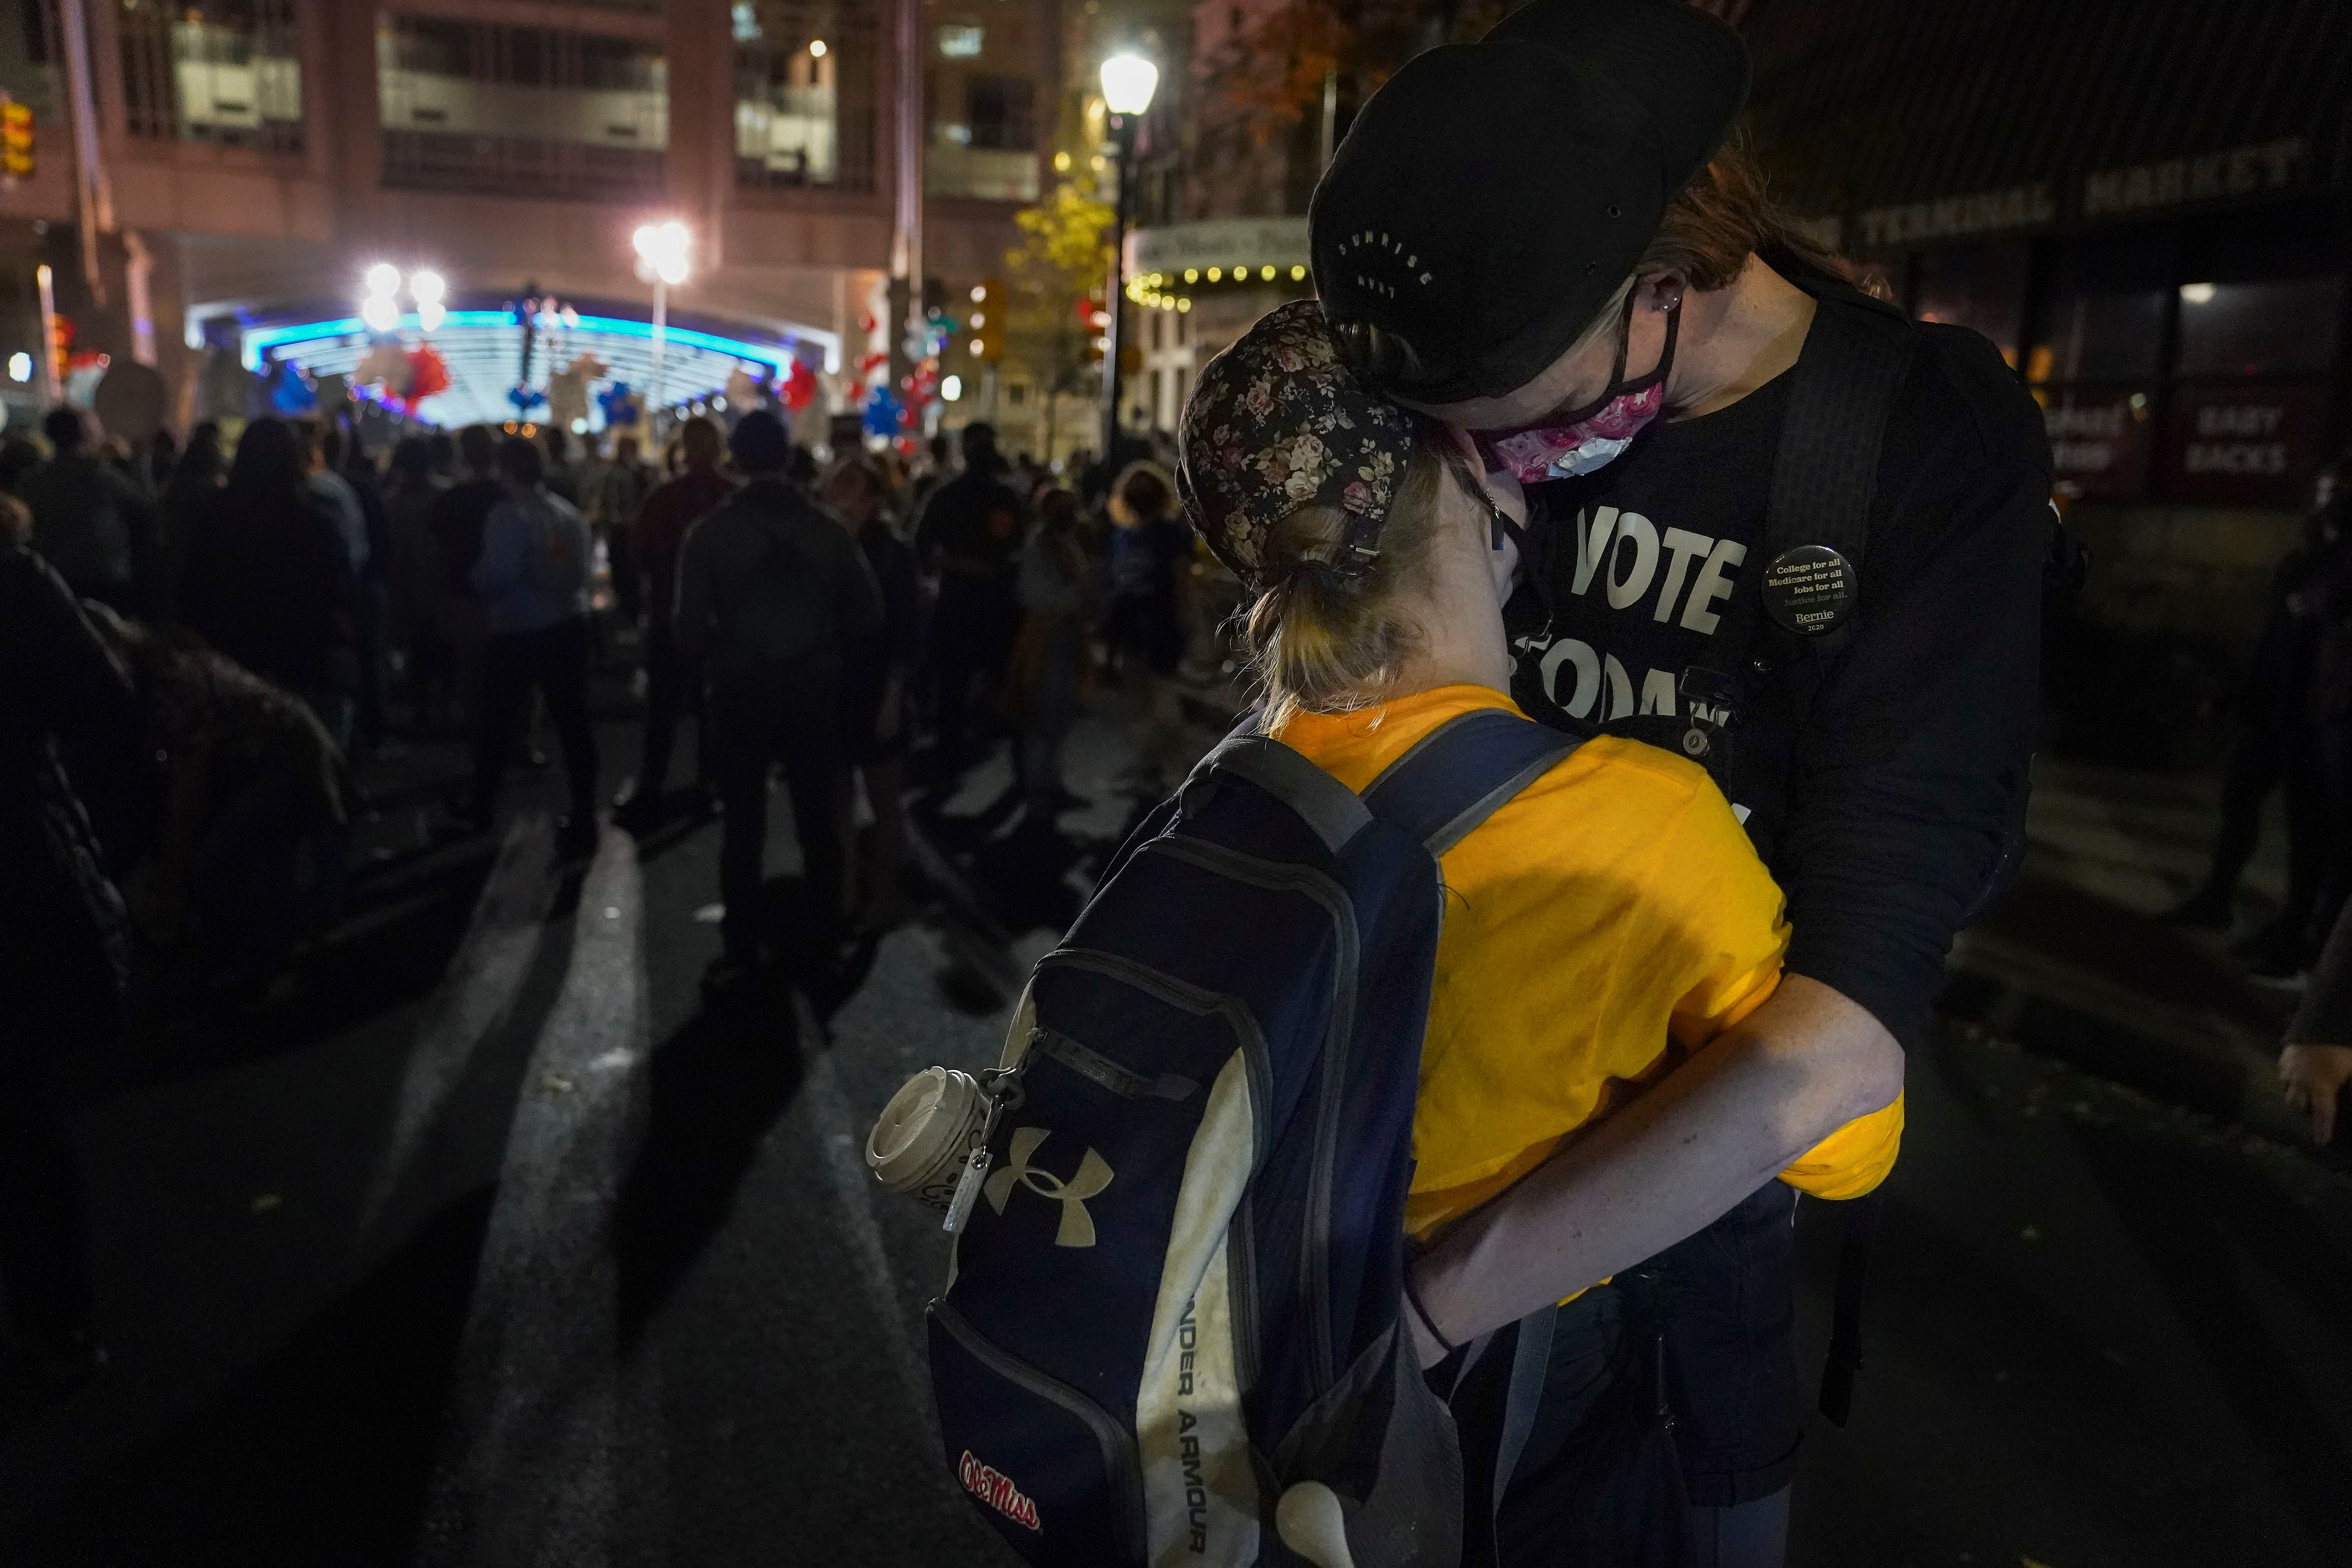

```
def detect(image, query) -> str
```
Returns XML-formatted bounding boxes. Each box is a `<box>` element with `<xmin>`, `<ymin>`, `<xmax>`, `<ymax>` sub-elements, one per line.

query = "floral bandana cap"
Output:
<box><xmin>1176</xmin><ymin>299</ymin><xmax>1423</xmax><ymax>588</ymax></box>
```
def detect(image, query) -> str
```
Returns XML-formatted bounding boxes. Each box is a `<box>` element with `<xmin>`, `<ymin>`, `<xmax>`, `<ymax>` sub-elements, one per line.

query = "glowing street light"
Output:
<box><xmin>1099</xmin><ymin>53</ymin><xmax>1160</xmax><ymax>118</ymax></box>
<box><xmin>1098</xmin><ymin>51</ymin><xmax>1159</xmax><ymax>452</ymax></box>
<box><xmin>362</xmin><ymin>263</ymin><xmax>450</xmax><ymax>335</ymax></box>
<box><xmin>632</xmin><ymin>220</ymin><xmax>693</xmax><ymax>435</ymax></box>
<box><xmin>410</xmin><ymin>268</ymin><xmax>447</xmax><ymax>331</ymax></box>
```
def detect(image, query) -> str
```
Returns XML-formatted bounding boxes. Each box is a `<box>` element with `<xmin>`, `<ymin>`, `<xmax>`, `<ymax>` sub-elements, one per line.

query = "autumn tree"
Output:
<box><xmin>1002</xmin><ymin>171</ymin><xmax>1116</xmax><ymax>459</ymax></box>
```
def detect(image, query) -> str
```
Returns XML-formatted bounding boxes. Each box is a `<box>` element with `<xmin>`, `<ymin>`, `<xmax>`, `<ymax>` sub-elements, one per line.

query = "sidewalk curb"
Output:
<box><xmin>1940</xmin><ymin>928</ymin><xmax>2308</xmax><ymax>1146</ymax></box>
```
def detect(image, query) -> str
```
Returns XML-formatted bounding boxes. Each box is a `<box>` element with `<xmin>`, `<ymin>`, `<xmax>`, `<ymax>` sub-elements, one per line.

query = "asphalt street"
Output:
<box><xmin>0</xmin><ymin>701</ymin><xmax>2346</xmax><ymax>1567</ymax></box>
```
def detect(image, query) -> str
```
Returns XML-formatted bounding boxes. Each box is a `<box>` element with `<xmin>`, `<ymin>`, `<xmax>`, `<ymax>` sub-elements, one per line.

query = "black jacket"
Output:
<box><xmin>180</xmin><ymin>483</ymin><xmax>361</xmax><ymax>698</ymax></box>
<box><xmin>1512</xmin><ymin>318</ymin><xmax>2053</xmax><ymax>1048</ymax></box>
<box><xmin>0</xmin><ymin>544</ymin><xmax>139</xmax><ymax>1033</ymax></box>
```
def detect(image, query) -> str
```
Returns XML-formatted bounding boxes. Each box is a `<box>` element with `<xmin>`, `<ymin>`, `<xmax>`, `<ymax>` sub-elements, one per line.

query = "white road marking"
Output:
<box><xmin>417</xmin><ymin>827</ymin><xmax>661</xmax><ymax>1568</ymax></box>
<box><xmin>801</xmin><ymin>1040</ymin><xmax>936</xmax><ymax>1426</ymax></box>
<box><xmin>356</xmin><ymin>820</ymin><xmax>561</xmax><ymax>1245</ymax></box>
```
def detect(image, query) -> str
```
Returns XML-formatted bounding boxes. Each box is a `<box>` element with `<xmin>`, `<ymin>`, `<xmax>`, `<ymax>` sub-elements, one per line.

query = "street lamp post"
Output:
<box><xmin>633</xmin><ymin>221</ymin><xmax>691</xmax><ymax>440</ymax></box>
<box><xmin>1099</xmin><ymin>52</ymin><xmax>1158</xmax><ymax>461</ymax></box>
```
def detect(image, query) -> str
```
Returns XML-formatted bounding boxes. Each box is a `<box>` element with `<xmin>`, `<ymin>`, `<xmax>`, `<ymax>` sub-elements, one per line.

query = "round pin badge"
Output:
<box><xmin>1761</xmin><ymin>544</ymin><xmax>1857</xmax><ymax>637</ymax></box>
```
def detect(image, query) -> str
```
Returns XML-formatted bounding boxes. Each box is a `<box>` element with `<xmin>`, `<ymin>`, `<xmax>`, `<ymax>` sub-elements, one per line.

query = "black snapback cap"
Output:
<box><xmin>1309</xmin><ymin>0</ymin><xmax>1749</xmax><ymax>404</ymax></box>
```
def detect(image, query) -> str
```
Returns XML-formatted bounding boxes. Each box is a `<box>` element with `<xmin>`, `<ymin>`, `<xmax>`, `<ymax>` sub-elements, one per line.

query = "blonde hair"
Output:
<box><xmin>1244</xmin><ymin>428</ymin><xmax>1453</xmax><ymax>729</ymax></box>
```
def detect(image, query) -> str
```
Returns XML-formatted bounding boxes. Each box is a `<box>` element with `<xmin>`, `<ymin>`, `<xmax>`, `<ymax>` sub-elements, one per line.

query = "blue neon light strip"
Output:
<box><xmin>241</xmin><ymin>310</ymin><xmax>831</xmax><ymax>374</ymax></box>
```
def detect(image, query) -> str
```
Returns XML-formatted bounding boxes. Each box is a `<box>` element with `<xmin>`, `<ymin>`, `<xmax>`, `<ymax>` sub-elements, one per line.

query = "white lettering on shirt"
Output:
<box><xmin>1655</xmin><ymin>527</ymin><xmax>1713</xmax><ymax>624</ymax></box>
<box><xmin>1541</xmin><ymin>637</ymin><xmax>1601</xmax><ymax>719</ymax></box>
<box><xmin>1603</xmin><ymin>511</ymin><xmax>1661</xmax><ymax>611</ymax></box>
<box><xmin>1639</xmin><ymin>666</ymin><xmax>1677</xmax><ymax>716</ymax></box>
<box><xmin>1602</xmin><ymin>654</ymin><xmax>1633</xmax><ymax>722</ymax></box>
<box><xmin>1571</xmin><ymin>506</ymin><xmax>1621</xmax><ymax>597</ymax></box>
<box><xmin>1679</xmin><ymin>539</ymin><xmax>1748</xmax><ymax>635</ymax></box>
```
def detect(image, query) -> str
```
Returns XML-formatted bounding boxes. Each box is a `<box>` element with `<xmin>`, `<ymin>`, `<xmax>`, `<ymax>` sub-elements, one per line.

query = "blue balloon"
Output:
<box><xmin>862</xmin><ymin>385</ymin><xmax>903</xmax><ymax>438</ymax></box>
<box><xmin>508</xmin><ymin>383</ymin><xmax>548</xmax><ymax>414</ymax></box>
<box><xmin>268</xmin><ymin>361</ymin><xmax>317</xmax><ymax>415</ymax></box>
<box><xmin>597</xmin><ymin>380</ymin><xmax>641</xmax><ymax>426</ymax></box>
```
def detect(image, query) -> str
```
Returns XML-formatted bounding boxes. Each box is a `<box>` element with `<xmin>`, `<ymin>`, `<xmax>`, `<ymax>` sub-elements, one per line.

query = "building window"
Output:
<box><xmin>2030</xmin><ymin>288</ymin><xmax>2168</xmax><ymax>386</ymax></box>
<box><xmin>119</xmin><ymin>0</ymin><xmax>303</xmax><ymax>152</ymax></box>
<box><xmin>926</xmin><ymin>6</ymin><xmax>1039</xmax><ymax>203</ymax></box>
<box><xmin>2027</xmin><ymin>284</ymin><xmax>2168</xmax><ymax>501</ymax></box>
<box><xmin>736</xmin><ymin>0</ymin><xmax>877</xmax><ymax>192</ymax></box>
<box><xmin>378</xmin><ymin>15</ymin><xmax>667</xmax><ymax>200</ymax></box>
<box><xmin>2163</xmin><ymin>276</ymin><xmax>2343</xmax><ymax>506</ymax></box>
<box><xmin>2175</xmin><ymin>277</ymin><xmax>2341</xmax><ymax>379</ymax></box>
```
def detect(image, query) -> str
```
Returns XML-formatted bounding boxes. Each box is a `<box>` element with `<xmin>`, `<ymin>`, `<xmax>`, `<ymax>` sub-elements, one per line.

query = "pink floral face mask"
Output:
<box><xmin>1475</xmin><ymin>295</ymin><xmax>1681</xmax><ymax>484</ymax></box>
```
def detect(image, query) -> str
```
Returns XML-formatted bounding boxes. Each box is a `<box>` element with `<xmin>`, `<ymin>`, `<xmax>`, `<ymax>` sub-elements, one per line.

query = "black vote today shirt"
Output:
<box><xmin>1503</xmin><ymin>322</ymin><xmax>2054</xmax><ymax>1048</ymax></box>
<box><xmin>1506</xmin><ymin>372</ymin><xmax>1789</xmax><ymax>768</ymax></box>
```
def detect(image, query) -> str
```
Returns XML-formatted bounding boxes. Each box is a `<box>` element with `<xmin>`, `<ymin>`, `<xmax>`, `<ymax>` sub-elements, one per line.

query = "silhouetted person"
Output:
<box><xmin>468</xmin><ymin>436</ymin><xmax>599</xmax><ymax>857</ymax></box>
<box><xmin>915</xmin><ymin>421</ymin><xmax>1023</xmax><ymax>775</ymax></box>
<box><xmin>179</xmin><ymin>418</ymin><xmax>360</xmax><ymax>744</ymax></box>
<box><xmin>2171</xmin><ymin>469</ymin><xmax>2345</xmax><ymax>945</ymax></box>
<box><xmin>385</xmin><ymin>437</ymin><xmax>457</xmax><ymax>729</ymax></box>
<box><xmin>152</xmin><ymin>422</ymin><xmax>225</xmax><ymax>626</ymax></box>
<box><xmin>593</xmin><ymin>433</ymin><xmax>655</xmax><ymax>629</ymax></box>
<box><xmin>24</xmin><ymin>407</ymin><xmax>142</xmax><ymax>612</ymax></box>
<box><xmin>674</xmin><ymin>411</ymin><xmax>880</xmax><ymax>989</ymax></box>
<box><xmin>0</xmin><ymin>492</ymin><xmax>138</xmax><ymax>1385</ymax></box>
<box><xmin>1009</xmin><ymin>485</ymin><xmax>1095</xmax><ymax>810</ymax></box>
<box><xmin>430</xmin><ymin>426</ymin><xmax>505</xmax><ymax>734</ymax></box>
<box><xmin>622</xmin><ymin>416</ymin><xmax>733</xmax><ymax>821</ymax></box>
<box><xmin>820</xmin><ymin>454</ymin><xmax>920</xmax><ymax>933</ymax></box>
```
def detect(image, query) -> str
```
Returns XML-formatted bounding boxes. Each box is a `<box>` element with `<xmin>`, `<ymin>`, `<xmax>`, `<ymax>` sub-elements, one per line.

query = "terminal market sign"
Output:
<box><xmin>1125</xmin><ymin>217</ymin><xmax>1309</xmax><ymax>281</ymax></box>
<box><xmin>1849</xmin><ymin>137</ymin><xmax>2310</xmax><ymax>252</ymax></box>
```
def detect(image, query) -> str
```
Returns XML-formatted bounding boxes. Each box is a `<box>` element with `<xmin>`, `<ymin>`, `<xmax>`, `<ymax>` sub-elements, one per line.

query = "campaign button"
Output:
<box><xmin>1761</xmin><ymin>544</ymin><xmax>1857</xmax><ymax>636</ymax></box>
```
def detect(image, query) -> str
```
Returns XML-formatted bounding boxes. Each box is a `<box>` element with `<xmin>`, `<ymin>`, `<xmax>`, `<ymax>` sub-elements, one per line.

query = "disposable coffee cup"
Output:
<box><xmin>868</xmin><ymin>1066</ymin><xmax>991</xmax><ymax>1212</ymax></box>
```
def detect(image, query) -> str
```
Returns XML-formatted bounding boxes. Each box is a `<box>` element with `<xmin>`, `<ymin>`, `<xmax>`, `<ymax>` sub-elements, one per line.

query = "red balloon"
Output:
<box><xmin>403</xmin><ymin>344</ymin><xmax>452</xmax><ymax>410</ymax></box>
<box><xmin>782</xmin><ymin>359</ymin><xmax>818</xmax><ymax>412</ymax></box>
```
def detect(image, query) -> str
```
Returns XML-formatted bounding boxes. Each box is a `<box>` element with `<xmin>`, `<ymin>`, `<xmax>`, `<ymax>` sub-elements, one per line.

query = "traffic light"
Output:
<box><xmin>969</xmin><ymin>277</ymin><xmax>1005</xmax><ymax>362</ymax></box>
<box><xmin>1082</xmin><ymin>289</ymin><xmax>1109</xmax><ymax>362</ymax></box>
<box><xmin>1</xmin><ymin>95</ymin><xmax>33</xmax><ymax>183</ymax></box>
<box><xmin>47</xmin><ymin>310</ymin><xmax>72</xmax><ymax>394</ymax></box>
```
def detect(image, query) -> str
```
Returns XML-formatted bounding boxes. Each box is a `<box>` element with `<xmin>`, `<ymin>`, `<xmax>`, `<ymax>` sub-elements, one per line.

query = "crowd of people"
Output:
<box><xmin>0</xmin><ymin>393</ymin><xmax>1222</xmax><ymax>1397</ymax></box>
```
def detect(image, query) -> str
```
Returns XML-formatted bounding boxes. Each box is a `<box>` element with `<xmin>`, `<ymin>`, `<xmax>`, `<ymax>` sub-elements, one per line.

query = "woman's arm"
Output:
<box><xmin>1406</xmin><ymin>973</ymin><xmax>1903</xmax><ymax>1367</ymax></box>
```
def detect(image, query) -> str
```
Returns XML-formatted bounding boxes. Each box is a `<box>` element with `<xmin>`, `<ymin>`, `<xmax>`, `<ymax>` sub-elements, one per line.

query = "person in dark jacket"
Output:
<box><xmin>1310</xmin><ymin>5</ymin><xmax>2052</xmax><ymax>1558</ymax></box>
<box><xmin>914</xmin><ymin>421</ymin><xmax>1025</xmax><ymax>775</ymax></box>
<box><xmin>24</xmin><ymin>408</ymin><xmax>146</xmax><ymax>613</ymax></box>
<box><xmin>820</xmin><ymin>453</ymin><xmax>921</xmax><ymax>933</ymax></box>
<box><xmin>153</xmin><ymin>423</ymin><xmax>226</xmax><ymax>626</ymax></box>
<box><xmin>0</xmin><ymin>493</ymin><xmax>140</xmax><ymax>1382</ymax></box>
<box><xmin>2283</xmin><ymin>897</ymin><xmax>2352</xmax><ymax>1147</ymax></box>
<box><xmin>622</xmin><ymin>416</ymin><xmax>735</xmax><ymax>822</ymax></box>
<box><xmin>429</xmin><ymin>426</ymin><xmax>506</xmax><ymax>737</ymax></box>
<box><xmin>2169</xmin><ymin>470</ymin><xmax>2345</xmax><ymax>948</ymax></box>
<box><xmin>468</xmin><ymin>436</ymin><xmax>599</xmax><ymax>857</ymax></box>
<box><xmin>673</xmin><ymin>411</ymin><xmax>882</xmax><ymax>990</ymax></box>
<box><xmin>179</xmin><ymin>419</ymin><xmax>362</xmax><ymax>746</ymax></box>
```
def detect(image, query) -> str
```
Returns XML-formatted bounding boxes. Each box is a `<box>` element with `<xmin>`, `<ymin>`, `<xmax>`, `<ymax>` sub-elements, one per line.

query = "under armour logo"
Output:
<box><xmin>983</xmin><ymin>1127</ymin><xmax>1114</xmax><ymax>1248</ymax></box>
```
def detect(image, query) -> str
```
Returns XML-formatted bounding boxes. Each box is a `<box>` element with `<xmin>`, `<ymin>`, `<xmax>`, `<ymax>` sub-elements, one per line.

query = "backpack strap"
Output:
<box><xmin>1199</xmin><ymin>730</ymin><xmax>1374</xmax><ymax>855</ymax></box>
<box><xmin>1361</xmin><ymin>708</ymin><xmax>1581</xmax><ymax>857</ymax></box>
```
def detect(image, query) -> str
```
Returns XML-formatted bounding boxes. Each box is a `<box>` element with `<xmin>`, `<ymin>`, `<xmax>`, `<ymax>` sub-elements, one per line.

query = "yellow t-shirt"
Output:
<box><xmin>1274</xmin><ymin>684</ymin><xmax>1903</xmax><ymax>1241</ymax></box>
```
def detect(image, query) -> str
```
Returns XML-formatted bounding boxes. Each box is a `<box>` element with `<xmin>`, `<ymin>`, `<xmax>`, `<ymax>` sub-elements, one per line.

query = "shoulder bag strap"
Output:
<box><xmin>1763</xmin><ymin>286</ymin><xmax>1915</xmax><ymax>580</ymax></box>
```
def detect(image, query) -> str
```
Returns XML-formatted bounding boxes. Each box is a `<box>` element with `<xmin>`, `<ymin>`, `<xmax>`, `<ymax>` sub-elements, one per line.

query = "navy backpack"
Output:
<box><xmin>927</xmin><ymin>709</ymin><xmax>1579</xmax><ymax>1566</ymax></box>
